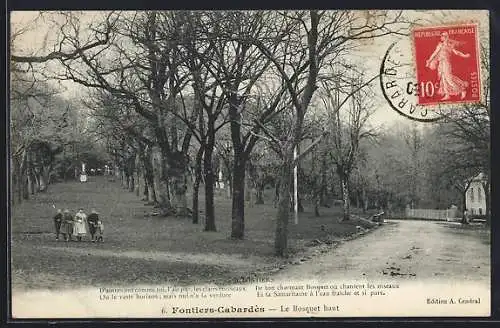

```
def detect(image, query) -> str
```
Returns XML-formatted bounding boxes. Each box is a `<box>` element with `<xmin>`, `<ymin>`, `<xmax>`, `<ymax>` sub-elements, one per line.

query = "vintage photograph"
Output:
<box><xmin>9</xmin><ymin>9</ymin><xmax>490</xmax><ymax>318</ymax></box>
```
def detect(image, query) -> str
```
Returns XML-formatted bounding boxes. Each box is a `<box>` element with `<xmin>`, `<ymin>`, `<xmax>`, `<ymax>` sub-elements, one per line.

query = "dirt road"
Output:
<box><xmin>273</xmin><ymin>220</ymin><xmax>490</xmax><ymax>284</ymax></box>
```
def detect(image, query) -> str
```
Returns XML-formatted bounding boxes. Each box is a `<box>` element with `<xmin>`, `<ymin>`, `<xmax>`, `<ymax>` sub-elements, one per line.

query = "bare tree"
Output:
<box><xmin>427</xmin><ymin>122</ymin><xmax>484</xmax><ymax>224</ymax></box>
<box><xmin>193</xmin><ymin>11</ymin><xmax>286</xmax><ymax>239</ymax></box>
<box><xmin>436</xmin><ymin>42</ymin><xmax>490</xmax><ymax>222</ymax></box>
<box><xmin>10</xmin><ymin>72</ymin><xmax>79</xmax><ymax>202</ymax></box>
<box><xmin>83</xmin><ymin>89</ymin><xmax>158</xmax><ymax>202</ymax></box>
<box><xmin>401</xmin><ymin>124</ymin><xmax>424</xmax><ymax>209</ymax></box>
<box><xmin>50</xmin><ymin>12</ymin><xmax>197</xmax><ymax>216</ymax></box>
<box><xmin>11</xmin><ymin>12</ymin><xmax>118</xmax><ymax>64</ymax></box>
<box><xmin>240</xmin><ymin>10</ymin><xmax>408</xmax><ymax>256</ymax></box>
<box><xmin>320</xmin><ymin>75</ymin><xmax>377</xmax><ymax>221</ymax></box>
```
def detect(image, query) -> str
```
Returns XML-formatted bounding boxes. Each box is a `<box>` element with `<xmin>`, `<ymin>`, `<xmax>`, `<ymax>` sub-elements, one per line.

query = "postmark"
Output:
<box><xmin>380</xmin><ymin>40</ymin><xmax>441</xmax><ymax>122</ymax></box>
<box><xmin>380</xmin><ymin>23</ymin><xmax>481</xmax><ymax>122</ymax></box>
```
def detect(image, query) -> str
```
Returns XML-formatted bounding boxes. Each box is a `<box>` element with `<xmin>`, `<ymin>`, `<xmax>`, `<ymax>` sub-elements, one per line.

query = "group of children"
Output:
<box><xmin>53</xmin><ymin>208</ymin><xmax>104</xmax><ymax>242</ymax></box>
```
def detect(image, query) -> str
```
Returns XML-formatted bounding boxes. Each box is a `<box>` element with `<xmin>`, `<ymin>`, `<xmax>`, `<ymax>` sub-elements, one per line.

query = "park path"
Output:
<box><xmin>272</xmin><ymin>220</ymin><xmax>490</xmax><ymax>284</ymax></box>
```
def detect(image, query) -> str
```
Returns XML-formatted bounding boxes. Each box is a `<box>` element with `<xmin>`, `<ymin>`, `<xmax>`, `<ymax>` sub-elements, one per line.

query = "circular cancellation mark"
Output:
<box><xmin>380</xmin><ymin>41</ymin><xmax>441</xmax><ymax>123</ymax></box>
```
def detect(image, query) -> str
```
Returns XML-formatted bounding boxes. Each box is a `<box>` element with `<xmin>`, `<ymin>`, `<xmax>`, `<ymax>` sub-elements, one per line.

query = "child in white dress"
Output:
<box><xmin>73</xmin><ymin>208</ymin><xmax>88</xmax><ymax>241</ymax></box>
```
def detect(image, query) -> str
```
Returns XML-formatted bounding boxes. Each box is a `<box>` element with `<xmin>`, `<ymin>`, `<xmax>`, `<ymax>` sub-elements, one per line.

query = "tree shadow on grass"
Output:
<box><xmin>11</xmin><ymin>247</ymin><xmax>239</xmax><ymax>291</ymax></box>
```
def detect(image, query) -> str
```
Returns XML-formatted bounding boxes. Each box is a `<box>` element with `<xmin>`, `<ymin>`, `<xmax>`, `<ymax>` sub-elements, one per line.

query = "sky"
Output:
<box><xmin>10</xmin><ymin>10</ymin><xmax>489</xmax><ymax>130</ymax></box>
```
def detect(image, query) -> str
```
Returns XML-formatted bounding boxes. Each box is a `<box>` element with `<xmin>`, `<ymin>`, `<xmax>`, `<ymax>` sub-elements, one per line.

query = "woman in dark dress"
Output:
<box><xmin>60</xmin><ymin>209</ymin><xmax>74</xmax><ymax>242</ymax></box>
<box><xmin>87</xmin><ymin>209</ymin><xmax>99</xmax><ymax>242</ymax></box>
<box><xmin>53</xmin><ymin>209</ymin><xmax>63</xmax><ymax>240</ymax></box>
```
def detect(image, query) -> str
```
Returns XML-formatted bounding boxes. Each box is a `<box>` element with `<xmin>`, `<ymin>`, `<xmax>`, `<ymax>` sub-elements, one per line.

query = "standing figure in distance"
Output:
<box><xmin>96</xmin><ymin>219</ymin><xmax>104</xmax><ymax>242</ymax></box>
<box><xmin>60</xmin><ymin>209</ymin><xmax>74</xmax><ymax>242</ymax></box>
<box><xmin>53</xmin><ymin>209</ymin><xmax>63</xmax><ymax>241</ymax></box>
<box><xmin>463</xmin><ymin>208</ymin><xmax>470</xmax><ymax>225</ymax></box>
<box><xmin>87</xmin><ymin>209</ymin><xmax>99</xmax><ymax>242</ymax></box>
<box><xmin>73</xmin><ymin>208</ymin><xmax>88</xmax><ymax>242</ymax></box>
<box><xmin>425</xmin><ymin>31</ymin><xmax>470</xmax><ymax>100</ymax></box>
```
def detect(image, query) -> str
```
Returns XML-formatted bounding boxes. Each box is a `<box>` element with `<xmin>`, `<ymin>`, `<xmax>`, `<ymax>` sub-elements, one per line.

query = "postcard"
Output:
<box><xmin>9</xmin><ymin>9</ymin><xmax>490</xmax><ymax>319</ymax></box>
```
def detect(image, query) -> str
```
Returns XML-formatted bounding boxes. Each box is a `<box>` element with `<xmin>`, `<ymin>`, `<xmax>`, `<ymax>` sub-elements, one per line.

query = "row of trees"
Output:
<box><xmin>10</xmin><ymin>14</ymin><xmax>112</xmax><ymax>204</ymax></box>
<box><xmin>10</xmin><ymin>67</ymin><xmax>109</xmax><ymax>204</ymax></box>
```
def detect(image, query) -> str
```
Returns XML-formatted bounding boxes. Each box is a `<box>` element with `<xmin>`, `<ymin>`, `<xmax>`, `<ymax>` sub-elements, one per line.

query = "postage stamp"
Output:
<box><xmin>379</xmin><ymin>22</ymin><xmax>482</xmax><ymax>122</ymax></box>
<box><xmin>412</xmin><ymin>23</ymin><xmax>481</xmax><ymax>106</ymax></box>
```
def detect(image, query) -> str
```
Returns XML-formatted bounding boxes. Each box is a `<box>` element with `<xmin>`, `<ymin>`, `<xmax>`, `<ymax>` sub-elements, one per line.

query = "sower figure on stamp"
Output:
<box><xmin>425</xmin><ymin>31</ymin><xmax>470</xmax><ymax>101</ymax></box>
<box><xmin>87</xmin><ymin>209</ymin><xmax>99</xmax><ymax>242</ymax></box>
<box><xmin>60</xmin><ymin>209</ymin><xmax>74</xmax><ymax>242</ymax></box>
<box><xmin>73</xmin><ymin>208</ymin><xmax>88</xmax><ymax>242</ymax></box>
<box><xmin>53</xmin><ymin>209</ymin><xmax>63</xmax><ymax>241</ymax></box>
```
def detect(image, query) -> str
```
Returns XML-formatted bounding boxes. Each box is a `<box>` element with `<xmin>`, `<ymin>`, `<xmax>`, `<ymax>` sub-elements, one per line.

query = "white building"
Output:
<box><xmin>465</xmin><ymin>173</ymin><xmax>488</xmax><ymax>215</ymax></box>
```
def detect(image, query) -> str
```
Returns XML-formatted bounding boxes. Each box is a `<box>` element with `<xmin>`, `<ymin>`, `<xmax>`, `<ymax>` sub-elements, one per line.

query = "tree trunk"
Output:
<box><xmin>141</xmin><ymin>173</ymin><xmax>147</xmax><ymax>199</ymax></box>
<box><xmin>255</xmin><ymin>184</ymin><xmax>264</xmax><ymax>204</ymax></box>
<box><xmin>27</xmin><ymin>169</ymin><xmax>33</xmax><ymax>196</ymax></box>
<box><xmin>192</xmin><ymin>147</ymin><xmax>204</xmax><ymax>224</ymax></box>
<box><xmin>362</xmin><ymin>186</ymin><xmax>368</xmax><ymax>213</ymax></box>
<box><xmin>248</xmin><ymin>187</ymin><xmax>255</xmax><ymax>208</ymax></box>
<box><xmin>18</xmin><ymin>172</ymin><xmax>23</xmax><ymax>203</ymax></box>
<box><xmin>275</xmin><ymin>159</ymin><xmax>293</xmax><ymax>257</ymax></box>
<box><xmin>203</xmin><ymin>141</ymin><xmax>216</xmax><ymax>231</ymax></box>
<box><xmin>152</xmin><ymin>146</ymin><xmax>171</xmax><ymax>211</ymax></box>
<box><xmin>482</xmin><ymin>180</ymin><xmax>490</xmax><ymax>226</ymax></box>
<box><xmin>121</xmin><ymin>170</ymin><xmax>127</xmax><ymax>188</ymax></box>
<box><xmin>340</xmin><ymin>174</ymin><xmax>350</xmax><ymax>221</ymax></box>
<box><xmin>47</xmin><ymin>163</ymin><xmax>54</xmax><ymax>185</ymax></box>
<box><xmin>143</xmin><ymin>178</ymin><xmax>148</xmax><ymax>199</ymax></box>
<box><xmin>134</xmin><ymin>152</ymin><xmax>141</xmax><ymax>197</ymax></box>
<box><xmin>461</xmin><ymin>190</ymin><xmax>469</xmax><ymax>225</ymax></box>
<box><xmin>15</xmin><ymin>159</ymin><xmax>22</xmax><ymax>203</ymax></box>
<box><xmin>298</xmin><ymin>197</ymin><xmax>304</xmax><ymax>213</ymax></box>
<box><xmin>274</xmin><ymin>182</ymin><xmax>280</xmax><ymax>208</ymax></box>
<box><xmin>226</xmin><ymin>178</ymin><xmax>232</xmax><ymax>199</ymax></box>
<box><xmin>11</xmin><ymin>157</ymin><xmax>17</xmax><ymax>206</ymax></box>
<box><xmin>146</xmin><ymin>182</ymin><xmax>156</xmax><ymax>204</ymax></box>
<box><xmin>23</xmin><ymin>162</ymin><xmax>30</xmax><ymax>200</ymax></box>
<box><xmin>319</xmin><ymin>154</ymin><xmax>328</xmax><ymax>207</ymax></box>
<box><xmin>192</xmin><ymin>179</ymin><xmax>201</xmax><ymax>224</ymax></box>
<box><xmin>231</xmin><ymin>158</ymin><xmax>246</xmax><ymax>239</ymax></box>
<box><xmin>314</xmin><ymin>195</ymin><xmax>320</xmax><ymax>217</ymax></box>
<box><xmin>314</xmin><ymin>181</ymin><xmax>321</xmax><ymax>216</ymax></box>
<box><xmin>296</xmin><ymin>146</ymin><xmax>303</xmax><ymax>213</ymax></box>
<box><xmin>129</xmin><ymin>174</ymin><xmax>135</xmax><ymax>192</ymax></box>
<box><xmin>34</xmin><ymin>171</ymin><xmax>40</xmax><ymax>193</ymax></box>
<box><xmin>37</xmin><ymin>172</ymin><xmax>46</xmax><ymax>192</ymax></box>
<box><xmin>142</xmin><ymin>148</ymin><xmax>157</xmax><ymax>204</ymax></box>
<box><xmin>22</xmin><ymin>174</ymin><xmax>29</xmax><ymax>200</ymax></box>
<box><xmin>20</xmin><ymin>149</ymin><xmax>30</xmax><ymax>200</ymax></box>
<box><xmin>245</xmin><ymin>168</ymin><xmax>251</xmax><ymax>202</ymax></box>
<box><xmin>39</xmin><ymin>165</ymin><xmax>50</xmax><ymax>192</ymax></box>
<box><xmin>23</xmin><ymin>152</ymin><xmax>31</xmax><ymax>199</ymax></box>
<box><xmin>166</xmin><ymin>150</ymin><xmax>188</xmax><ymax>216</ymax></box>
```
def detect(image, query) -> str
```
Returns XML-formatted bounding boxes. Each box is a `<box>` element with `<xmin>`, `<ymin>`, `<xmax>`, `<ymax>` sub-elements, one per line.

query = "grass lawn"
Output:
<box><xmin>11</xmin><ymin>176</ymin><xmax>378</xmax><ymax>291</ymax></box>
